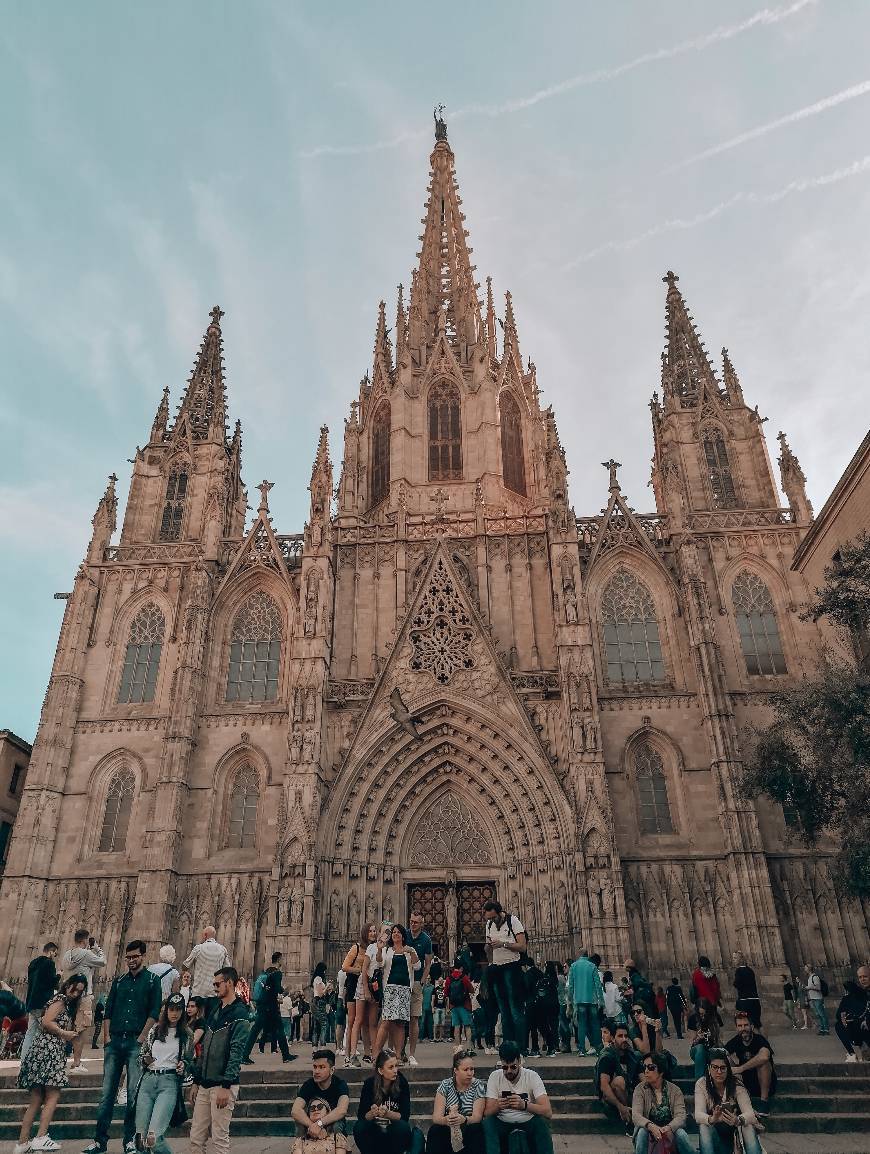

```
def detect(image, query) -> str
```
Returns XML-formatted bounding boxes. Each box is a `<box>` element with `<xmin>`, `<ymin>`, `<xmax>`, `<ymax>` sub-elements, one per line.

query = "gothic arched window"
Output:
<box><xmin>226</xmin><ymin>592</ymin><xmax>282</xmax><ymax>702</ymax></box>
<box><xmin>500</xmin><ymin>390</ymin><xmax>526</xmax><ymax>496</ymax></box>
<box><xmin>601</xmin><ymin>568</ymin><xmax>665</xmax><ymax>684</ymax></box>
<box><xmin>371</xmin><ymin>401</ymin><xmax>391</xmax><ymax>507</ymax></box>
<box><xmin>226</xmin><ymin>765</ymin><xmax>259</xmax><ymax>849</ymax></box>
<box><xmin>99</xmin><ymin>768</ymin><xmax>135</xmax><ymax>852</ymax></box>
<box><xmin>634</xmin><ymin>742</ymin><xmax>673</xmax><ymax>834</ymax></box>
<box><xmin>732</xmin><ymin>570</ymin><xmax>787</xmax><ymax>675</ymax></box>
<box><xmin>118</xmin><ymin>603</ymin><xmax>165</xmax><ymax>704</ymax></box>
<box><xmin>159</xmin><ymin>467</ymin><xmax>188</xmax><ymax>541</ymax></box>
<box><xmin>428</xmin><ymin>382</ymin><xmax>462</xmax><ymax>481</ymax></box>
<box><xmin>702</xmin><ymin>430</ymin><xmax>737</xmax><ymax>509</ymax></box>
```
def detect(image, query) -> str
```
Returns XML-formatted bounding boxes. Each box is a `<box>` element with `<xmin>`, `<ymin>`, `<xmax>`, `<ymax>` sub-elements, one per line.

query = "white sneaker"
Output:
<box><xmin>407</xmin><ymin>1054</ymin><xmax>418</xmax><ymax>1066</ymax></box>
<box><xmin>69</xmin><ymin>1064</ymin><xmax>88</xmax><ymax>1074</ymax></box>
<box><xmin>116</xmin><ymin>1089</ymin><xmax>127</xmax><ymax>1106</ymax></box>
<box><xmin>14</xmin><ymin>1143</ymin><xmax>31</xmax><ymax>1154</ymax></box>
<box><xmin>31</xmin><ymin>1138</ymin><xmax>61</xmax><ymax>1152</ymax></box>
<box><xmin>845</xmin><ymin>1052</ymin><xmax>858</xmax><ymax>1062</ymax></box>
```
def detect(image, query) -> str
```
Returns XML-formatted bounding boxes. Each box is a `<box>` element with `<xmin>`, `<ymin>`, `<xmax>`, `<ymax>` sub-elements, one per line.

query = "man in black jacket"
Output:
<box><xmin>836</xmin><ymin>965</ymin><xmax>869</xmax><ymax>1062</ymax></box>
<box><xmin>190</xmin><ymin>966</ymin><xmax>252</xmax><ymax>1154</ymax></box>
<box><xmin>21</xmin><ymin>942</ymin><xmax>59</xmax><ymax>1062</ymax></box>
<box><xmin>241</xmin><ymin>952</ymin><xmax>294</xmax><ymax>1064</ymax></box>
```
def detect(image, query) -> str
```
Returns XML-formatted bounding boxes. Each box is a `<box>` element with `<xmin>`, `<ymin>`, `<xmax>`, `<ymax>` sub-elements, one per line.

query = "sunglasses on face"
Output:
<box><xmin>643</xmin><ymin>1064</ymin><xmax>657</xmax><ymax>1072</ymax></box>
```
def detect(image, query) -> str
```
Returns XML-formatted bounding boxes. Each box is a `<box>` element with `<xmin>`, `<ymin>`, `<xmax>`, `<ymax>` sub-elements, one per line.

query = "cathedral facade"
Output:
<box><xmin>2</xmin><ymin>120</ymin><xmax>867</xmax><ymax>986</ymax></box>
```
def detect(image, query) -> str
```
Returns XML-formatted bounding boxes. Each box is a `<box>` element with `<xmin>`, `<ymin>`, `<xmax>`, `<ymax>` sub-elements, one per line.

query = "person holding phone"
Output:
<box><xmin>483</xmin><ymin>1041</ymin><xmax>553</xmax><ymax>1153</ymax></box>
<box><xmin>694</xmin><ymin>1047</ymin><xmax>764</xmax><ymax>1154</ymax></box>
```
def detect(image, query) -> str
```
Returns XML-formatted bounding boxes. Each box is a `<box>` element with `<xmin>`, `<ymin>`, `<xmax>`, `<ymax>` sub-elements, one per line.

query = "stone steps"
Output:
<box><xmin>0</xmin><ymin>1063</ymin><xmax>866</xmax><ymax>1139</ymax></box>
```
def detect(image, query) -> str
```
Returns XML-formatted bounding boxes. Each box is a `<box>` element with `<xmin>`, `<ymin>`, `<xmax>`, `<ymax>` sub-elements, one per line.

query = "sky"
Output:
<box><xmin>2</xmin><ymin>0</ymin><xmax>870</xmax><ymax>742</ymax></box>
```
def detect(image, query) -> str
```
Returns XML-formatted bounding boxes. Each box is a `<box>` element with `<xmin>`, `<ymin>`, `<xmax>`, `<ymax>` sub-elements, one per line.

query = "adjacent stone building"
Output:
<box><xmin>0</xmin><ymin>730</ymin><xmax>31</xmax><ymax>872</ymax></box>
<box><xmin>2</xmin><ymin>118</ymin><xmax>867</xmax><ymax>985</ymax></box>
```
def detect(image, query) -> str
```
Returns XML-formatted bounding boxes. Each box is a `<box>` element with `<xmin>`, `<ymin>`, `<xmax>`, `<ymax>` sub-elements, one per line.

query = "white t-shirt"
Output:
<box><xmin>148</xmin><ymin>1027</ymin><xmax>182</xmax><ymax>1072</ymax></box>
<box><xmin>486</xmin><ymin>915</ymin><xmax>525</xmax><ymax>966</ymax></box>
<box><xmin>485</xmin><ymin>1066</ymin><xmax>547</xmax><ymax>1124</ymax></box>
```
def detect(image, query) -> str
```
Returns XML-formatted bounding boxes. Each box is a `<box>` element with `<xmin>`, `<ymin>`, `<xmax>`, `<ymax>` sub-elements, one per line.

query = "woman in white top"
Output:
<box><xmin>372</xmin><ymin>925</ymin><xmax>419</xmax><ymax>1060</ymax></box>
<box><xmin>135</xmin><ymin>995</ymin><xmax>190</xmax><ymax>1154</ymax></box>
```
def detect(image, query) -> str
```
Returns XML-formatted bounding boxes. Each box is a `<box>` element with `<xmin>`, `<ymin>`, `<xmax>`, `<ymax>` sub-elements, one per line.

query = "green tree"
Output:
<box><xmin>742</xmin><ymin>534</ymin><xmax>870</xmax><ymax>896</ymax></box>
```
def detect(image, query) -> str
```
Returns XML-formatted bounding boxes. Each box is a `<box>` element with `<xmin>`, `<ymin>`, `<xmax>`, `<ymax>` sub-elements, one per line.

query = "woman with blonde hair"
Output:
<box><xmin>342</xmin><ymin>924</ymin><xmax>376</xmax><ymax>1067</ymax></box>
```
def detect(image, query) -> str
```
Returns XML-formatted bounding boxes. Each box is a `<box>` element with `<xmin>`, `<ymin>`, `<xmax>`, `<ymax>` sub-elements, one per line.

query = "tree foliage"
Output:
<box><xmin>743</xmin><ymin>533</ymin><xmax>870</xmax><ymax>896</ymax></box>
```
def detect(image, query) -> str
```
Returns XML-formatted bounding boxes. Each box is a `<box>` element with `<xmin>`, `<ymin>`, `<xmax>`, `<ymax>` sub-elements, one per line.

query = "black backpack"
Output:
<box><xmin>448</xmin><ymin>977</ymin><xmax>467</xmax><ymax>1007</ymax></box>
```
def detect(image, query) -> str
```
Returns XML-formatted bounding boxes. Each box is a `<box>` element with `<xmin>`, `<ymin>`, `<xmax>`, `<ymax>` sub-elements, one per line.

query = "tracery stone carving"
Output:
<box><xmin>231</xmin><ymin>591</ymin><xmax>283</xmax><ymax>642</ymax></box>
<box><xmin>408</xmin><ymin>558</ymin><xmax>475</xmax><ymax>684</ymax></box>
<box><xmin>407</xmin><ymin>791</ymin><xmax>494</xmax><ymax>867</ymax></box>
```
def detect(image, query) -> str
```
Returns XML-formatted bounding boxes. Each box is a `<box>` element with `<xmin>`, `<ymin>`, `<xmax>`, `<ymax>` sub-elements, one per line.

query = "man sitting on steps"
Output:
<box><xmin>483</xmin><ymin>1040</ymin><xmax>553</xmax><ymax>1154</ymax></box>
<box><xmin>596</xmin><ymin>1024</ymin><xmax>642</xmax><ymax>1131</ymax></box>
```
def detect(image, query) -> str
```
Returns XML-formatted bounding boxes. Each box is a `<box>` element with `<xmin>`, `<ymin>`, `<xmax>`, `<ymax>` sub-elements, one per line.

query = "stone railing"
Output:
<box><xmin>104</xmin><ymin>542</ymin><xmax>203</xmax><ymax>563</ymax></box>
<box><xmin>687</xmin><ymin>508</ymin><xmax>796</xmax><ymax>531</ymax></box>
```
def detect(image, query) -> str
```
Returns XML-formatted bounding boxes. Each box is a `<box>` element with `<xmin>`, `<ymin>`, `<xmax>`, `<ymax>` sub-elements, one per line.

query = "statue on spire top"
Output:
<box><xmin>434</xmin><ymin>104</ymin><xmax>447</xmax><ymax>142</ymax></box>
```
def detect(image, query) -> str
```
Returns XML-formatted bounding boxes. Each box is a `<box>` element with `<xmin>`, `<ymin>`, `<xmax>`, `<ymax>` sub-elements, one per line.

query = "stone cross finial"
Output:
<box><xmin>602</xmin><ymin>459</ymin><xmax>622</xmax><ymax>490</ymax></box>
<box><xmin>663</xmin><ymin>271</ymin><xmax>679</xmax><ymax>288</ymax></box>
<box><xmin>430</xmin><ymin>487</ymin><xmax>449</xmax><ymax>517</ymax></box>
<box><xmin>209</xmin><ymin>305</ymin><xmax>225</xmax><ymax>327</ymax></box>
<box><xmin>257</xmin><ymin>479</ymin><xmax>274</xmax><ymax>513</ymax></box>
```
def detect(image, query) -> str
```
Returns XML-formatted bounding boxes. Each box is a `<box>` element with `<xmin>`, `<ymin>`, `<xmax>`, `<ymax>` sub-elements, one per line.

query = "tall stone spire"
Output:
<box><xmin>661</xmin><ymin>272</ymin><xmax>721</xmax><ymax>410</ymax></box>
<box><xmin>172</xmin><ymin>306</ymin><xmax>229</xmax><ymax>443</ymax></box>
<box><xmin>407</xmin><ymin>110</ymin><xmax>483</xmax><ymax>354</ymax></box>
<box><xmin>87</xmin><ymin>473</ymin><xmax>118</xmax><ymax>564</ymax></box>
<box><xmin>777</xmin><ymin>431</ymin><xmax>813</xmax><ymax>524</ymax></box>
<box><xmin>150</xmin><ymin>386</ymin><xmax>170</xmax><ymax>443</ymax></box>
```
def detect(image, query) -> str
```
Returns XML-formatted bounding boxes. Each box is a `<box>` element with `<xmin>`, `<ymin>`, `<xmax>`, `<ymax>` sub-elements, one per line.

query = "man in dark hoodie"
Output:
<box><xmin>836</xmin><ymin>965</ymin><xmax>869</xmax><ymax>1062</ymax></box>
<box><xmin>20</xmin><ymin>942</ymin><xmax>59</xmax><ymax>1062</ymax></box>
<box><xmin>189</xmin><ymin>966</ymin><xmax>252</xmax><ymax>1154</ymax></box>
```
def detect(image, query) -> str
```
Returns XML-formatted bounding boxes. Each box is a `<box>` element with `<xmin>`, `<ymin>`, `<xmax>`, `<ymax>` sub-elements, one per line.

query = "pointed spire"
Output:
<box><xmin>395</xmin><ymin>283</ymin><xmax>407</xmax><ymax>360</ymax></box>
<box><xmin>408</xmin><ymin>123</ymin><xmax>482</xmax><ymax>353</ymax></box>
<box><xmin>309</xmin><ymin>425</ymin><xmax>333</xmax><ymax>537</ymax></box>
<box><xmin>173</xmin><ymin>306</ymin><xmax>229</xmax><ymax>443</ymax></box>
<box><xmin>257</xmin><ymin>479</ymin><xmax>274</xmax><ymax>515</ymax></box>
<box><xmin>88</xmin><ymin>473</ymin><xmax>117</xmax><ymax>563</ymax></box>
<box><xmin>150</xmin><ymin>386</ymin><xmax>170</xmax><ymax>443</ymax></box>
<box><xmin>503</xmin><ymin>289</ymin><xmax>521</xmax><ymax>366</ymax></box>
<box><xmin>662</xmin><ymin>272</ymin><xmax>721</xmax><ymax>408</ymax></box>
<box><xmin>721</xmin><ymin>347</ymin><xmax>745</xmax><ymax>405</ymax></box>
<box><xmin>373</xmin><ymin>299</ymin><xmax>392</xmax><ymax>368</ymax></box>
<box><xmin>485</xmin><ymin>276</ymin><xmax>497</xmax><ymax>360</ymax></box>
<box><xmin>777</xmin><ymin>431</ymin><xmax>813</xmax><ymax>522</ymax></box>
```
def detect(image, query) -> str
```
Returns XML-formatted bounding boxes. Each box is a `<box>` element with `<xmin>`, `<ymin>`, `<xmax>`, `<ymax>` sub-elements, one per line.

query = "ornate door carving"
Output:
<box><xmin>407</xmin><ymin>884</ymin><xmax>447</xmax><ymax>960</ymax></box>
<box><xmin>458</xmin><ymin>882</ymin><xmax>496</xmax><ymax>950</ymax></box>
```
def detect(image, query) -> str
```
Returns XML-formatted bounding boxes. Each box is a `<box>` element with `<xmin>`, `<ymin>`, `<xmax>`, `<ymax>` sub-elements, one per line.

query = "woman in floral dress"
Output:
<box><xmin>16</xmin><ymin>974</ymin><xmax>87</xmax><ymax>1153</ymax></box>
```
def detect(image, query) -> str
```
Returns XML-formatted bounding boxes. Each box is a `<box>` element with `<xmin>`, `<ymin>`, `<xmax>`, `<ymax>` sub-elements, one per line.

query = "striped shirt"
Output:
<box><xmin>436</xmin><ymin>1076</ymin><xmax>486</xmax><ymax>1116</ymax></box>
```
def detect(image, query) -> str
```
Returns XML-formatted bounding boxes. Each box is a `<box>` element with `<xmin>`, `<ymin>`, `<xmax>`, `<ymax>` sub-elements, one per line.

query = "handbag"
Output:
<box><xmin>369</xmin><ymin>968</ymin><xmax>383</xmax><ymax>1002</ymax></box>
<box><xmin>649</xmin><ymin>1137</ymin><xmax>676</xmax><ymax>1154</ymax></box>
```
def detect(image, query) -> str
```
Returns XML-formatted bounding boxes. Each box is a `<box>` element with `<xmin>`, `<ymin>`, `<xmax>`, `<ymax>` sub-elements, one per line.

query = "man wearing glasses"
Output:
<box><xmin>483</xmin><ymin>1040</ymin><xmax>553</xmax><ymax>1153</ymax></box>
<box><xmin>189</xmin><ymin>967</ymin><xmax>252</xmax><ymax>1154</ymax></box>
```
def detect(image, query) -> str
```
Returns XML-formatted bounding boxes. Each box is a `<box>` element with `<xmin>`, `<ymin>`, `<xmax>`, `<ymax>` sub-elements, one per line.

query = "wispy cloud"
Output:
<box><xmin>299</xmin><ymin>0</ymin><xmax>818</xmax><ymax>158</ymax></box>
<box><xmin>564</xmin><ymin>154</ymin><xmax>870</xmax><ymax>267</ymax></box>
<box><xmin>667</xmin><ymin>77</ymin><xmax>870</xmax><ymax>171</ymax></box>
<box><xmin>459</xmin><ymin>0</ymin><xmax>818</xmax><ymax>117</ymax></box>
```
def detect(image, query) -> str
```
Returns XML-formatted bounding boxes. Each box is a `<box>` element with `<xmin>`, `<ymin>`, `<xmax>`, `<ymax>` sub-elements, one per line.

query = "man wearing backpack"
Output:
<box><xmin>484</xmin><ymin>899</ymin><xmax>528</xmax><ymax>1054</ymax></box>
<box><xmin>447</xmin><ymin>963</ymin><xmax>474</xmax><ymax>1047</ymax></box>
<box><xmin>242</xmin><ymin>952</ymin><xmax>296</xmax><ymax>1063</ymax></box>
<box><xmin>804</xmin><ymin>963</ymin><xmax>830</xmax><ymax>1035</ymax></box>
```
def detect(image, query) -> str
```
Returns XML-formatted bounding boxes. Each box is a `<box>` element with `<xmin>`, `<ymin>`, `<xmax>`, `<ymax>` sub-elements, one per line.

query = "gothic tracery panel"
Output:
<box><xmin>407</xmin><ymin>791</ymin><xmax>494</xmax><ymax>867</ymax></box>
<box><xmin>409</xmin><ymin>558</ymin><xmax>475</xmax><ymax>684</ymax></box>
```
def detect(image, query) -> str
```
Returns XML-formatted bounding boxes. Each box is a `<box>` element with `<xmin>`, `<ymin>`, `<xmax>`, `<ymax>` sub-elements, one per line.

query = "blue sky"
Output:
<box><xmin>3</xmin><ymin>0</ymin><xmax>870</xmax><ymax>741</ymax></box>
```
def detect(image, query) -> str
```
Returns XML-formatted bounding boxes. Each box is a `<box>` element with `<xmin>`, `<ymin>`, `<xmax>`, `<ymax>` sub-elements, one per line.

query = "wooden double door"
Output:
<box><xmin>407</xmin><ymin>880</ymin><xmax>495</xmax><ymax>964</ymax></box>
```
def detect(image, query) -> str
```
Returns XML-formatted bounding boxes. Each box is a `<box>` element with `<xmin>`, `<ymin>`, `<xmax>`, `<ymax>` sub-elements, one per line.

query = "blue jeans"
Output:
<box><xmin>489</xmin><ymin>964</ymin><xmax>527</xmax><ymax>1053</ymax></box>
<box><xmin>134</xmin><ymin>1070</ymin><xmax>180</xmax><ymax>1154</ymax></box>
<box><xmin>20</xmin><ymin>1013</ymin><xmax>41</xmax><ymax>1063</ymax></box>
<box><xmin>699</xmin><ymin>1123</ymin><xmax>762</xmax><ymax>1154</ymax></box>
<box><xmin>691</xmin><ymin>1042</ymin><xmax>710</xmax><ymax>1079</ymax></box>
<box><xmin>483</xmin><ymin>1114</ymin><xmax>554</xmax><ymax>1154</ymax></box>
<box><xmin>634</xmin><ymin>1128</ymin><xmax>694</xmax><ymax>1154</ymax></box>
<box><xmin>573</xmin><ymin>1003</ymin><xmax>602</xmax><ymax>1053</ymax></box>
<box><xmin>95</xmin><ymin>1035</ymin><xmax>142</xmax><ymax>1146</ymax></box>
<box><xmin>809</xmin><ymin>998</ymin><xmax>829</xmax><ymax>1033</ymax></box>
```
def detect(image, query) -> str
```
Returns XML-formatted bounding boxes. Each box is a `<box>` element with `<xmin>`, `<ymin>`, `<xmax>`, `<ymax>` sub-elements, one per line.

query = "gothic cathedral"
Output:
<box><xmin>2</xmin><ymin>118</ymin><xmax>867</xmax><ymax>985</ymax></box>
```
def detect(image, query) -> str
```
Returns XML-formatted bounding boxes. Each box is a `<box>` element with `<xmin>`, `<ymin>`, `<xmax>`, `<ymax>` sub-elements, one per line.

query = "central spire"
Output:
<box><xmin>407</xmin><ymin>110</ymin><xmax>482</xmax><ymax>354</ymax></box>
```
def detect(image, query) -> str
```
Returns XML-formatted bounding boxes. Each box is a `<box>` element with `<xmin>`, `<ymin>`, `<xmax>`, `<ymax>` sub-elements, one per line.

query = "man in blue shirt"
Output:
<box><xmin>83</xmin><ymin>940</ymin><xmax>162</xmax><ymax>1154</ymax></box>
<box><xmin>405</xmin><ymin>910</ymin><xmax>432</xmax><ymax>1067</ymax></box>
<box><xmin>567</xmin><ymin>951</ymin><xmax>605</xmax><ymax>1055</ymax></box>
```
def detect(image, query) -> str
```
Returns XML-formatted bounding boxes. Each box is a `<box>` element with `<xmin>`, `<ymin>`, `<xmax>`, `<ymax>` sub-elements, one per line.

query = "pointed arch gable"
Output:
<box><xmin>400</xmin><ymin>784</ymin><xmax>498</xmax><ymax>870</ymax></box>
<box><xmin>621</xmin><ymin>726</ymin><xmax>692</xmax><ymax>843</ymax></box>
<box><xmin>206</xmin><ymin>572</ymin><xmax>292</xmax><ymax>706</ymax></box>
<box><xmin>206</xmin><ymin>742</ymin><xmax>271</xmax><ymax>859</ymax></box>
<box><xmin>81</xmin><ymin>748</ymin><xmax>147</xmax><ymax>861</ymax></box>
<box><xmin>586</xmin><ymin>546</ymin><xmax>684</xmax><ymax>692</ymax></box>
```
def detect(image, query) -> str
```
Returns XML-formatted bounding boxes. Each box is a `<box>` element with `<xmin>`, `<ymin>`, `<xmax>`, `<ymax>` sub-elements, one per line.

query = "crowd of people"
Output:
<box><xmin>2</xmin><ymin>907</ymin><xmax>867</xmax><ymax>1154</ymax></box>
